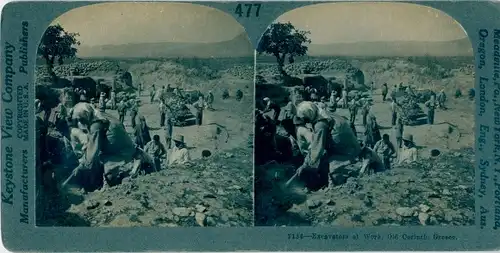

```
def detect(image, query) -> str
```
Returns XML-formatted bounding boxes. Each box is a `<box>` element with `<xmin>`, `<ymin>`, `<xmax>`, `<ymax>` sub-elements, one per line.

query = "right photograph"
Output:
<box><xmin>254</xmin><ymin>2</ymin><xmax>475</xmax><ymax>227</ymax></box>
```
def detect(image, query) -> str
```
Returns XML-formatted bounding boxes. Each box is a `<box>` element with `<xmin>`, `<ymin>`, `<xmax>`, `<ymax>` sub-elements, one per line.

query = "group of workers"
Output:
<box><xmin>257</xmin><ymin>81</ymin><xmax>440</xmax><ymax>191</ymax></box>
<box><xmin>35</xmin><ymin>82</ymin><xmax>209</xmax><ymax>193</ymax></box>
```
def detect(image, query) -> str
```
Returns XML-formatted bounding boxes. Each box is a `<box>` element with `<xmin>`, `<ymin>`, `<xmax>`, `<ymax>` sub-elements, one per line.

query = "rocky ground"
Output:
<box><xmin>254</xmin><ymin>57</ymin><xmax>475</xmax><ymax>227</ymax></box>
<box><xmin>37</xmin><ymin>58</ymin><xmax>255</xmax><ymax>227</ymax></box>
<box><xmin>40</xmin><ymin>147</ymin><xmax>253</xmax><ymax>227</ymax></box>
<box><xmin>255</xmin><ymin>148</ymin><xmax>474</xmax><ymax>227</ymax></box>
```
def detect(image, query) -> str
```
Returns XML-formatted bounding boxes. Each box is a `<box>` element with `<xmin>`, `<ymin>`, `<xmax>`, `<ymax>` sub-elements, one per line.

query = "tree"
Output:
<box><xmin>257</xmin><ymin>22</ymin><xmax>311</xmax><ymax>76</ymax></box>
<box><xmin>37</xmin><ymin>24</ymin><xmax>80</xmax><ymax>79</ymax></box>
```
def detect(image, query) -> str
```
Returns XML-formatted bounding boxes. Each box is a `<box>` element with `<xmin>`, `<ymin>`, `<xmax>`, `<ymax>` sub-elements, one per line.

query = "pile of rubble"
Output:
<box><xmin>39</xmin><ymin>148</ymin><xmax>254</xmax><ymax>227</ymax></box>
<box><xmin>255</xmin><ymin>148</ymin><xmax>474</xmax><ymax>227</ymax></box>
<box><xmin>164</xmin><ymin>94</ymin><xmax>196</xmax><ymax>126</ymax></box>
<box><xmin>396</xmin><ymin>94</ymin><xmax>425</xmax><ymax>125</ymax></box>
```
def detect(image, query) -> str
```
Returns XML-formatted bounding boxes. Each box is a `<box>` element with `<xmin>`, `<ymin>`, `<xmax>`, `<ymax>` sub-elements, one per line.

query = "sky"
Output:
<box><xmin>276</xmin><ymin>2</ymin><xmax>469</xmax><ymax>44</ymax></box>
<box><xmin>51</xmin><ymin>2</ymin><xmax>469</xmax><ymax>46</ymax></box>
<box><xmin>51</xmin><ymin>2</ymin><xmax>245</xmax><ymax>46</ymax></box>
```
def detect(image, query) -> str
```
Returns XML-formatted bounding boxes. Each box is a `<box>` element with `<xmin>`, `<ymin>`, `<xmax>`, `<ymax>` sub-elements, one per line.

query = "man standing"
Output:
<box><xmin>424</xmin><ymin>94</ymin><xmax>437</xmax><ymax>124</ymax></box>
<box><xmin>364</xmin><ymin>113</ymin><xmax>382</xmax><ymax>148</ymax></box>
<box><xmin>110</xmin><ymin>89</ymin><xmax>117</xmax><ymax>110</ymax></box>
<box><xmin>341</xmin><ymin>88</ymin><xmax>348</xmax><ymax>109</ymax></box>
<box><xmin>193</xmin><ymin>95</ymin><xmax>206</xmax><ymax>126</ymax></box>
<box><xmin>394</xmin><ymin>117</ymin><xmax>404</xmax><ymax>148</ymax></box>
<box><xmin>329</xmin><ymin>90</ymin><xmax>338</xmax><ymax>105</ymax></box>
<box><xmin>391</xmin><ymin>99</ymin><xmax>398</xmax><ymax>126</ymax></box>
<box><xmin>129</xmin><ymin>99</ymin><xmax>138</xmax><ymax>128</ymax></box>
<box><xmin>134</xmin><ymin>116</ymin><xmax>151</xmax><ymax>149</ymax></box>
<box><xmin>390</xmin><ymin>85</ymin><xmax>397</xmax><ymax>102</ymax></box>
<box><xmin>159</xmin><ymin>100</ymin><xmax>167</xmax><ymax>127</ymax></box>
<box><xmin>361</xmin><ymin>99</ymin><xmax>371</xmax><ymax>127</ymax></box>
<box><xmin>381</xmin><ymin>83</ymin><xmax>388</xmax><ymax>102</ymax></box>
<box><xmin>348</xmin><ymin>96</ymin><xmax>360</xmax><ymax>125</ymax></box>
<box><xmin>164</xmin><ymin>107</ymin><xmax>173</xmax><ymax>149</ymax></box>
<box><xmin>160</xmin><ymin>86</ymin><xmax>167</xmax><ymax>102</ymax></box>
<box><xmin>437</xmin><ymin>89</ymin><xmax>447</xmax><ymax>109</ymax></box>
<box><xmin>99</xmin><ymin>92</ymin><xmax>106</xmax><ymax>113</ymax></box>
<box><xmin>206</xmin><ymin>90</ymin><xmax>214</xmax><ymax>110</ymax></box>
<box><xmin>117</xmin><ymin>99</ymin><xmax>127</xmax><ymax>125</ymax></box>
<box><xmin>150</xmin><ymin>85</ymin><xmax>156</xmax><ymax>103</ymax></box>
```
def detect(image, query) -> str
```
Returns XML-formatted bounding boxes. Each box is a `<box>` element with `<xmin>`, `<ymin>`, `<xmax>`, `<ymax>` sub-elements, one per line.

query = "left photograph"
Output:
<box><xmin>35</xmin><ymin>2</ymin><xmax>255</xmax><ymax>227</ymax></box>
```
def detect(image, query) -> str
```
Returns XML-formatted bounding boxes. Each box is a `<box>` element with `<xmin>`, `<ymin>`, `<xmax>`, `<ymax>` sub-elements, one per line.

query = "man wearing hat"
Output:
<box><xmin>341</xmin><ymin>88</ymin><xmax>348</xmax><ymax>109</ymax></box>
<box><xmin>168</xmin><ymin>135</ymin><xmax>191</xmax><ymax>166</ymax></box>
<box><xmin>394</xmin><ymin>117</ymin><xmax>404</xmax><ymax>148</ymax></box>
<box><xmin>150</xmin><ymin>84</ymin><xmax>156</xmax><ymax>103</ymax></box>
<box><xmin>398</xmin><ymin>133</ymin><xmax>418</xmax><ymax>165</ymax></box>
<box><xmin>361</xmin><ymin>99</ymin><xmax>371</xmax><ymax>127</ymax></box>
<box><xmin>117</xmin><ymin>98</ymin><xmax>127</xmax><ymax>125</ymax></box>
<box><xmin>437</xmin><ymin>89</ymin><xmax>447</xmax><ymax>109</ymax></box>
<box><xmin>381</xmin><ymin>83</ymin><xmax>388</xmax><ymax>102</ymax></box>
<box><xmin>206</xmin><ymin>90</ymin><xmax>214</xmax><ymax>110</ymax></box>
<box><xmin>110</xmin><ymin>89</ymin><xmax>117</xmax><ymax>110</ymax></box>
<box><xmin>348</xmin><ymin>96</ymin><xmax>361</xmax><ymax>125</ymax></box>
<box><xmin>129</xmin><ymin>99</ymin><xmax>139</xmax><ymax>128</ymax></box>
<box><xmin>99</xmin><ymin>92</ymin><xmax>106</xmax><ymax>112</ymax></box>
<box><xmin>391</xmin><ymin>99</ymin><xmax>399</xmax><ymax>126</ymax></box>
<box><xmin>263</xmin><ymin>97</ymin><xmax>281</xmax><ymax>122</ymax></box>
<box><xmin>424</xmin><ymin>94</ymin><xmax>437</xmax><ymax>125</ymax></box>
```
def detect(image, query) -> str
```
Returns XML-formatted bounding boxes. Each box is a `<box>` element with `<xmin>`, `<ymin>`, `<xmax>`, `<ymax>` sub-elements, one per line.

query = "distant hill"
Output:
<box><xmin>307</xmin><ymin>38</ymin><xmax>473</xmax><ymax>57</ymax></box>
<box><xmin>77</xmin><ymin>33</ymin><xmax>254</xmax><ymax>58</ymax></box>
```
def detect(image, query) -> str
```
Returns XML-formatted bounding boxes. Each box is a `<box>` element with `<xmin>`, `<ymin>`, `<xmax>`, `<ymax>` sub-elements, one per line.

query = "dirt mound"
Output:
<box><xmin>39</xmin><ymin>147</ymin><xmax>253</xmax><ymax>227</ymax></box>
<box><xmin>222</xmin><ymin>65</ymin><xmax>254</xmax><ymax>80</ymax></box>
<box><xmin>36</xmin><ymin>60</ymin><xmax>122</xmax><ymax>78</ymax></box>
<box><xmin>255</xmin><ymin>148</ymin><xmax>474</xmax><ymax>227</ymax></box>
<box><xmin>128</xmin><ymin>60</ymin><xmax>220</xmax><ymax>90</ymax></box>
<box><xmin>258</xmin><ymin>59</ymin><xmax>360</xmax><ymax>77</ymax></box>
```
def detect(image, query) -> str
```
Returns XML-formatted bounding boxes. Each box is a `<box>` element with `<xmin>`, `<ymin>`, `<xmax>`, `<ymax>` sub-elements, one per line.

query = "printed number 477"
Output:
<box><xmin>235</xmin><ymin>3</ymin><xmax>261</xmax><ymax>17</ymax></box>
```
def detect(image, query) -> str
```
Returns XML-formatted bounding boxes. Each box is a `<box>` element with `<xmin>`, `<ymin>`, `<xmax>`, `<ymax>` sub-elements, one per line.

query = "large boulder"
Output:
<box><xmin>120</xmin><ymin>71</ymin><xmax>133</xmax><ymax>87</ymax></box>
<box><xmin>347</xmin><ymin>69</ymin><xmax>365</xmax><ymax>87</ymax></box>
<box><xmin>282</xmin><ymin>75</ymin><xmax>303</xmax><ymax>87</ymax></box>
<box><xmin>66</xmin><ymin>76</ymin><xmax>98</xmax><ymax>98</ymax></box>
<box><xmin>301</xmin><ymin>74</ymin><xmax>330</xmax><ymax>98</ymax></box>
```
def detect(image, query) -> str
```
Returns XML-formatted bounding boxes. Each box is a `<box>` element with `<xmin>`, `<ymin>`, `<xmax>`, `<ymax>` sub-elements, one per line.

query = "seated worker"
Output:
<box><xmin>168</xmin><ymin>135</ymin><xmax>191</xmax><ymax>166</ymax></box>
<box><xmin>358</xmin><ymin>142</ymin><xmax>385</xmax><ymax>176</ymax></box>
<box><xmin>144</xmin><ymin>135</ymin><xmax>167</xmax><ymax>173</ymax></box>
